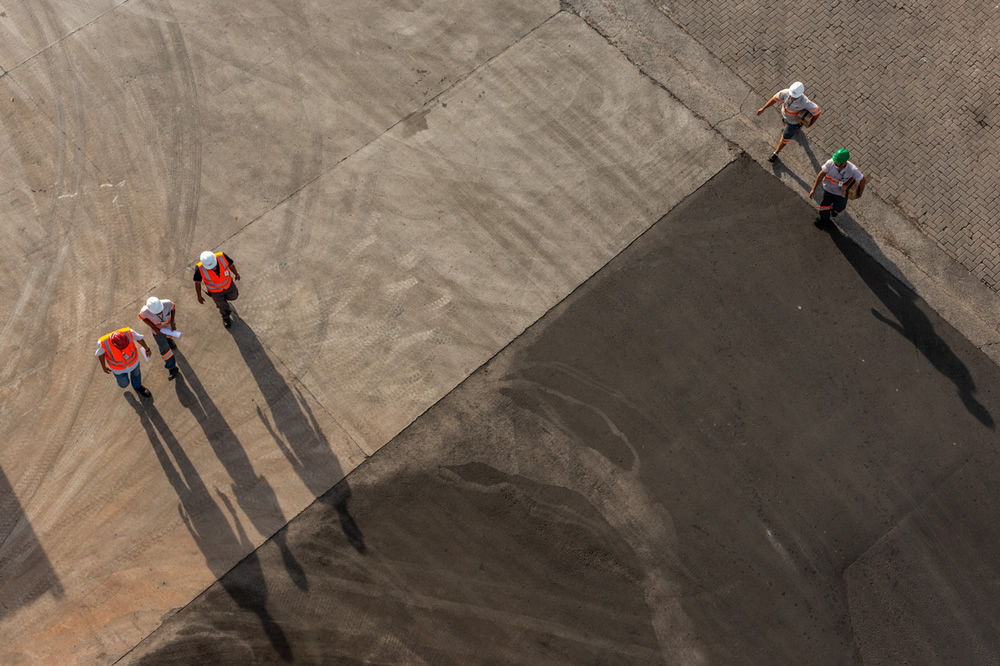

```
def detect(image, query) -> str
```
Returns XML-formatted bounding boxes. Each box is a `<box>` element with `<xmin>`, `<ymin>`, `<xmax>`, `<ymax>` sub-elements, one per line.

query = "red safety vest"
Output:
<box><xmin>198</xmin><ymin>253</ymin><xmax>233</xmax><ymax>293</ymax></box>
<box><xmin>100</xmin><ymin>328</ymin><xmax>138</xmax><ymax>372</ymax></box>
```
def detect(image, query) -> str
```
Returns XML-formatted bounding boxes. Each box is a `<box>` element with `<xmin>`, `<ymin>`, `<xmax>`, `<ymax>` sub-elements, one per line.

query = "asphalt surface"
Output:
<box><xmin>121</xmin><ymin>157</ymin><xmax>1000</xmax><ymax>664</ymax></box>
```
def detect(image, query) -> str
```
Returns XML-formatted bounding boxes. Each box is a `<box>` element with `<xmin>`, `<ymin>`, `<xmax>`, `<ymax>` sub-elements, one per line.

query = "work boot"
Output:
<box><xmin>223</xmin><ymin>317</ymin><xmax>232</xmax><ymax>329</ymax></box>
<box><xmin>136</xmin><ymin>386</ymin><xmax>152</xmax><ymax>398</ymax></box>
<box><xmin>168</xmin><ymin>367</ymin><xmax>179</xmax><ymax>380</ymax></box>
<box><xmin>768</xmin><ymin>152</ymin><xmax>779</xmax><ymax>163</ymax></box>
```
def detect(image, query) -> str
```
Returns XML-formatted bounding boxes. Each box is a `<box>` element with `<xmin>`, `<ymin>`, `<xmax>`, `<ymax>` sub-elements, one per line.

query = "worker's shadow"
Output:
<box><xmin>816</xmin><ymin>218</ymin><xmax>995</xmax><ymax>429</ymax></box>
<box><xmin>124</xmin><ymin>393</ymin><xmax>293</xmax><ymax>662</ymax></box>
<box><xmin>229</xmin><ymin>319</ymin><xmax>366</xmax><ymax>554</ymax></box>
<box><xmin>172</xmin><ymin>351</ymin><xmax>309</xmax><ymax>590</ymax></box>
<box><xmin>769</xmin><ymin>132</ymin><xmax>822</xmax><ymax>191</ymax></box>
<box><xmin>792</xmin><ymin>131</ymin><xmax>822</xmax><ymax>173</ymax></box>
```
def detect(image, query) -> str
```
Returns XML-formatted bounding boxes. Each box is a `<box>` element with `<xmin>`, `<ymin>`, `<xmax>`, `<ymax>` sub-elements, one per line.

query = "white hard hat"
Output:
<box><xmin>146</xmin><ymin>296</ymin><xmax>164</xmax><ymax>314</ymax></box>
<box><xmin>200</xmin><ymin>251</ymin><xmax>218</xmax><ymax>269</ymax></box>
<box><xmin>788</xmin><ymin>81</ymin><xmax>804</xmax><ymax>98</ymax></box>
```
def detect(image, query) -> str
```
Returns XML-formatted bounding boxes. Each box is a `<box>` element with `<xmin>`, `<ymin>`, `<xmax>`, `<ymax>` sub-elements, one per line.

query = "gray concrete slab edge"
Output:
<box><xmin>566</xmin><ymin>0</ymin><xmax>1000</xmax><ymax>366</ymax></box>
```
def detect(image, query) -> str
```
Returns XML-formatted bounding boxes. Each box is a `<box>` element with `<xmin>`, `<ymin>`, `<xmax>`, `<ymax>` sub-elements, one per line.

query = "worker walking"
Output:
<box><xmin>97</xmin><ymin>328</ymin><xmax>152</xmax><ymax>398</ymax></box>
<box><xmin>809</xmin><ymin>149</ymin><xmax>866</xmax><ymax>226</ymax></box>
<box><xmin>757</xmin><ymin>81</ymin><xmax>821</xmax><ymax>163</ymax></box>
<box><xmin>139</xmin><ymin>296</ymin><xmax>180</xmax><ymax>380</ymax></box>
<box><xmin>194</xmin><ymin>250</ymin><xmax>241</xmax><ymax>328</ymax></box>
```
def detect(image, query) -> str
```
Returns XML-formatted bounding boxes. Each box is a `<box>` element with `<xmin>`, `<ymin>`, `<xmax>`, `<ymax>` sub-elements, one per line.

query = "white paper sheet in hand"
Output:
<box><xmin>159</xmin><ymin>328</ymin><xmax>181</xmax><ymax>338</ymax></box>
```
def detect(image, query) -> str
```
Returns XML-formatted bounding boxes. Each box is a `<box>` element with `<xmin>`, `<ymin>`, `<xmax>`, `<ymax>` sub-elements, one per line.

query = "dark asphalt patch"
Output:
<box><xmin>122</xmin><ymin>156</ymin><xmax>1000</xmax><ymax>665</ymax></box>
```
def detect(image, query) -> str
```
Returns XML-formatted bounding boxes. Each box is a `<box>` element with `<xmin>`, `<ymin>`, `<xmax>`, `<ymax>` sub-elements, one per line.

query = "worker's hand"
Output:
<box><xmin>102</xmin><ymin>366</ymin><xmax>111</xmax><ymax>375</ymax></box>
<box><xmin>756</xmin><ymin>108</ymin><xmax>764</xmax><ymax>116</ymax></box>
<box><xmin>197</xmin><ymin>294</ymin><xmax>205</xmax><ymax>304</ymax></box>
<box><xmin>233</xmin><ymin>271</ymin><xmax>241</xmax><ymax>281</ymax></box>
<box><xmin>809</xmin><ymin>188</ymin><xmax>815</xmax><ymax>197</ymax></box>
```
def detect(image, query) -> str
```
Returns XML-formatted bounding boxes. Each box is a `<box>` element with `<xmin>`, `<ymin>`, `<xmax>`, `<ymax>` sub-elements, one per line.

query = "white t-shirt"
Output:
<box><xmin>139</xmin><ymin>299</ymin><xmax>174</xmax><ymax>327</ymax></box>
<box><xmin>821</xmin><ymin>160</ymin><xmax>864</xmax><ymax>195</ymax></box>
<box><xmin>774</xmin><ymin>89</ymin><xmax>820</xmax><ymax>125</ymax></box>
<box><xmin>95</xmin><ymin>328</ymin><xmax>144</xmax><ymax>374</ymax></box>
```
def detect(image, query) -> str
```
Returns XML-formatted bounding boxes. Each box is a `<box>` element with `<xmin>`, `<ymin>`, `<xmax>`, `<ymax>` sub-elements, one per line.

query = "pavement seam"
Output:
<box><xmin>207</xmin><ymin>7</ymin><xmax>565</xmax><ymax>254</ymax></box>
<box><xmin>566</xmin><ymin>0</ymin><xmax>1000</xmax><ymax>369</ymax></box>
<box><xmin>2</xmin><ymin>0</ymin><xmax>133</xmax><ymax>74</ymax></box>
<box><xmin>0</xmin><ymin>9</ymin><xmax>567</xmax><ymax>397</ymax></box>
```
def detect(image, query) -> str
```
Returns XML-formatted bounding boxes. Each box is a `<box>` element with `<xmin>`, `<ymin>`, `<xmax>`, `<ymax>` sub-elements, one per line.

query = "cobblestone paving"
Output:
<box><xmin>658</xmin><ymin>0</ymin><xmax>1000</xmax><ymax>289</ymax></box>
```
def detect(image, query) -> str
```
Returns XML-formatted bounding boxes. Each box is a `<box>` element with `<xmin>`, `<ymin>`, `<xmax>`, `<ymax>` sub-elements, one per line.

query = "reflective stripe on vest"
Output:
<box><xmin>139</xmin><ymin>308</ymin><xmax>173</xmax><ymax>327</ymax></box>
<box><xmin>198</xmin><ymin>253</ymin><xmax>233</xmax><ymax>293</ymax></box>
<box><xmin>100</xmin><ymin>329</ymin><xmax>138</xmax><ymax>372</ymax></box>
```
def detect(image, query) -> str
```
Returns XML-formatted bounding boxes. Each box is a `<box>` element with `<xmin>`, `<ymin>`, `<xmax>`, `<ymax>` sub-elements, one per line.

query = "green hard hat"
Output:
<box><xmin>832</xmin><ymin>149</ymin><xmax>850</xmax><ymax>164</ymax></box>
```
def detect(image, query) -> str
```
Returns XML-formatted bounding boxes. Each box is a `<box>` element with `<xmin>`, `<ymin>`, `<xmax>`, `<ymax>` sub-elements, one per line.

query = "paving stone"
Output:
<box><xmin>662</xmin><ymin>0</ymin><xmax>1000</xmax><ymax>291</ymax></box>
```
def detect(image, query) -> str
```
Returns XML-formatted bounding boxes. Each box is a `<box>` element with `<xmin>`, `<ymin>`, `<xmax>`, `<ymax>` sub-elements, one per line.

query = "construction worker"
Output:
<box><xmin>809</xmin><ymin>149</ymin><xmax>866</xmax><ymax>225</ymax></box>
<box><xmin>96</xmin><ymin>328</ymin><xmax>152</xmax><ymax>398</ymax></box>
<box><xmin>139</xmin><ymin>296</ymin><xmax>179</xmax><ymax>380</ymax></box>
<box><xmin>193</xmin><ymin>250</ymin><xmax>241</xmax><ymax>328</ymax></box>
<box><xmin>757</xmin><ymin>81</ymin><xmax>821</xmax><ymax>163</ymax></box>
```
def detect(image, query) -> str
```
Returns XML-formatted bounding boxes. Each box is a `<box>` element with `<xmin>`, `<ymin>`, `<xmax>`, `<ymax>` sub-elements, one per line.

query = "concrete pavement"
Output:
<box><xmin>2</xmin><ymin>0</ymin><xmax>1000</xmax><ymax>663</ymax></box>
<box><xmin>124</xmin><ymin>157</ymin><xmax>1000</xmax><ymax>664</ymax></box>
<box><xmin>0</xmin><ymin>3</ymin><xmax>732</xmax><ymax>663</ymax></box>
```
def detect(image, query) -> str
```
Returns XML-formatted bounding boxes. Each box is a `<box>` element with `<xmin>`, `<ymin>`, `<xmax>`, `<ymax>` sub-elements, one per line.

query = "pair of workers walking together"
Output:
<box><xmin>96</xmin><ymin>250</ymin><xmax>241</xmax><ymax>399</ymax></box>
<box><xmin>757</xmin><ymin>81</ymin><xmax>867</xmax><ymax>225</ymax></box>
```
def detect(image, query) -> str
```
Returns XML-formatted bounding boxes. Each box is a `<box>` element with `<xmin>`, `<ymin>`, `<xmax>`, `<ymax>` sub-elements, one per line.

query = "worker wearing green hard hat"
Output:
<box><xmin>809</xmin><ymin>149</ymin><xmax>866</xmax><ymax>226</ymax></box>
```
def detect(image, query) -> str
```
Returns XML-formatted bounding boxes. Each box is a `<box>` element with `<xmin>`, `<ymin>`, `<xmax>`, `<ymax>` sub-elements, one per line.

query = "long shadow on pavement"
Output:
<box><xmin>819</xmin><ymin>218</ymin><xmax>995</xmax><ymax>428</ymax></box>
<box><xmin>173</xmin><ymin>351</ymin><xmax>309</xmax><ymax>587</ymax></box>
<box><xmin>0</xmin><ymin>467</ymin><xmax>64</xmax><ymax>624</ymax></box>
<box><xmin>228</xmin><ymin>319</ymin><xmax>365</xmax><ymax>553</ymax></box>
<box><xmin>125</xmin><ymin>393</ymin><xmax>292</xmax><ymax>663</ymax></box>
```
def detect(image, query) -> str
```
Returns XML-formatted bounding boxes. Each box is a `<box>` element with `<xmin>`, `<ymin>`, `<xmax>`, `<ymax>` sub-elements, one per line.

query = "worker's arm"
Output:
<box><xmin>809</xmin><ymin>170</ymin><xmax>825</xmax><ymax>198</ymax></box>
<box><xmin>195</xmin><ymin>281</ymin><xmax>204</xmax><ymax>304</ymax></box>
<box><xmin>139</xmin><ymin>315</ymin><xmax>161</xmax><ymax>335</ymax></box>
<box><xmin>856</xmin><ymin>176</ymin><xmax>866</xmax><ymax>198</ymax></box>
<box><xmin>757</xmin><ymin>96</ymin><xmax>778</xmax><ymax>116</ymax></box>
<box><xmin>99</xmin><ymin>354</ymin><xmax>111</xmax><ymax>375</ymax></box>
<box><xmin>170</xmin><ymin>304</ymin><xmax>177</xmax><ymax>330</ymax></box>
<box><xmin>231</xmin><ymin>262</ymin><xmax>241</xmax><ymax>281</ymax></box>
<box><xmin>138</xmin><ymin>339</ymin><xmax>151</xmax><ymax>354</ymax></box>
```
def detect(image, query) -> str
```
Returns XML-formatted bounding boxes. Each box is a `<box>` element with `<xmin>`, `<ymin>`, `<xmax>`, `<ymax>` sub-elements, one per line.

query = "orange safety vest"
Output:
<box><xmin>99</xmin><ymin>328</ymin><xmax>138</xmax><ymax>372</ymax></box>
<box><xmin>197</xmin><ymin>253</ymin><xmax>233</xmax><ymax>293</ymax></box>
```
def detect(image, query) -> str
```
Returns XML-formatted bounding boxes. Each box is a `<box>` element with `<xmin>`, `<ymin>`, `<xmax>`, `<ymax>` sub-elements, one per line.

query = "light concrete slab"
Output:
<box><xmin>0</xmin><ymin>0</ymin><xmax>557</xmax><ymax>375</ymax></box>
<box><xmin>0</xmin><ymin>285</ymin><xmax>367</xmax><ymax>664</ymax></box>
<box><xmin>234</xmin><ymin>12</ymin><xmax>735</xmax><ymax>453</ymax></box>
<box><xmin>0</xmin><ymin>6</ymin><xmax>733</xmax><ymax>666</ymax></box>
<box><xmin>0</xmin><ymin>0</ymin><xmax>125</xmax><ymax>70</ymax></box>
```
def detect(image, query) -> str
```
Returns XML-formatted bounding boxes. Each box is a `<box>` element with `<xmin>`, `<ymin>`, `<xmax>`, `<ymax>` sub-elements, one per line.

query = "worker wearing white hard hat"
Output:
<box><xmin>138</xmin><ymin>295</ymin><xmax>180</xmax><ymax>379</ymax></box>
<box><xmin>756</xmin><ymin>81</ymin><xmax>822</xmax><ymax>163</ymax></box>
<box><xmin>193</xmin><ymin>250</ymin><xmax>241</xmax><ymax>328</ymax></box>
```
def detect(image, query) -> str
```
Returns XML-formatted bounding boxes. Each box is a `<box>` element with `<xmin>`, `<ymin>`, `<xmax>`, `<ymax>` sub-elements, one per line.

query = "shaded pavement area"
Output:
<box><xmin>122</xmin><ymin>158</ymin><xmax>1000</xmax><ymax>664</ymax></box>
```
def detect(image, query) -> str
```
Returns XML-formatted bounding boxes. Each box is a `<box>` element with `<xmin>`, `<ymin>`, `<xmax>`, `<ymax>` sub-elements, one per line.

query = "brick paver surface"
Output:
<box><xmin>658</xmin><ymin>0</ymin><xmax>1000</xmax><ymax>289</ymax></box>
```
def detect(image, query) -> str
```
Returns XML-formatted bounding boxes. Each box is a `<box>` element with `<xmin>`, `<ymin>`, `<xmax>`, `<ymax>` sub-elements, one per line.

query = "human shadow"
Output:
<box><xmin>125</xmin><ymin>393</ymin><xmax>292</xmax><ymax>661</ymax></box>
<box><xmin>817</xmin><ymin>219</ymin><xmax>995</xmax><ymax>428</ymax></box>
<box><xmin>771</xmin><ymin>158</ymin><xmax>811</xmax><ymax>191</ymax></box>
<box><xmin>231</xmin><ymin>320</ymin><xmax>365</xmax><ymax>554</ymax></box>
<box><xmin>792</xmin><ymin>131</ymin><xmax>822</xmax><ymax>174</ymax></box>
<box><xmin>0</xmin><ymin>466</ymin><xmax>65</xmax><ymax>624</ymax></box>
<box><xmin>171</xmin><ymin>352</ymin><xmax>308</xmax><ymax>590</ymax></box>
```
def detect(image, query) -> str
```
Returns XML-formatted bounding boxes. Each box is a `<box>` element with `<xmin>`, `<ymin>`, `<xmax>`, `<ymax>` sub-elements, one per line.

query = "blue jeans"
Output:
<box><xmin>114</xmin><ymin>364</ymin><xmax>143</xmax><ymax>390</ymax></box>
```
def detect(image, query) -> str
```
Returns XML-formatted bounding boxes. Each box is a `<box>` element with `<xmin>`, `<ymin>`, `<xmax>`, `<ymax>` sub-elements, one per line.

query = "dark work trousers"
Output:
<box><xmin>818</xmin><ymin>190</ymin><xmax>847</xmax><ymax>223</ymax></box>
<box><xmin>152</xmin><ymin>332</ymin><xmax>177</xmax><ymax>370</ymax></box>
<box><xmin>208</xmin><ymin>283</ymin><xmax>239</xmax><ymax>319</ymax></box>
